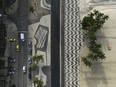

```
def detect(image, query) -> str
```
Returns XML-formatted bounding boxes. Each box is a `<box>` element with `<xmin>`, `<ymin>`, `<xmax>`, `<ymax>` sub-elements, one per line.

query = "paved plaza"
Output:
<box><xmin>28</xmin><ymin>15</ymin><xmax>51</xmax><ymax>87</ymax></box>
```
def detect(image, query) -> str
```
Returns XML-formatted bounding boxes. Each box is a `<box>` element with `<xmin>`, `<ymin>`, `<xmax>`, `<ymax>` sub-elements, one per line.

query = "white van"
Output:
<box><xmin>20</xmin><ymin>33</ymin><xmax>25</xmax><ymax>42</ymax></box>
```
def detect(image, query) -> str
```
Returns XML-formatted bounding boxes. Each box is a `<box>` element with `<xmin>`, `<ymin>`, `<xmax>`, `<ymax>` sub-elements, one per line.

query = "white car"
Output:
<box><xmin>23</xmin><ymin>66</ymin><xmax>26</xmax><ymax>73</ymax></box>
<box><xmin>28</xmin><ymin>58</ymin><xmax>32</xmax><ymax>64</ymax></box>
<box><xmin>20</xmin><ymin>33</ymin><xmax>25</xmax><ymax>42</ymax></box>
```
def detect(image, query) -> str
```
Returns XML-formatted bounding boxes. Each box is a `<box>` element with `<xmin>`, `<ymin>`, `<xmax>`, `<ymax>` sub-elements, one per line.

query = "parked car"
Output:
<box><xmin>28</xmin><ymin>58</ymin><xmax>32</xmax><ymax>64</ymax></box>
<box><xmin>9</xmin><ymin>38</ymin><xmax>16</xmax><ymax>42</ymax></box>
<box><xmin>8</xmin><ymin>56</ymin><xmax>15</xmax><ymax>59</ymax></box>
<box><xmin>10</xmin><ymin>68</ymin><xmax>16</xmax><ymax>71</ymax></box>
<box><xmin>16</xmin><ymin>45</ymin><xmax>20</xmax><ymax>51</ymax></box>
<box><xmin>28</xmin><ymin>67</ymin><xmax>31</xmax><ymax>73</ymax></box>
<box><xmin>20</xmin><ymin>33</ymin><xmax>25</xmax><ymax>42</ymax></box>
<box><xmin>28</xmin><ymin>72</ymin><xmax>31</xmax><ymax>79</ymax></box>
<box><xmin>28</xmin><ymin>49</ymin><xmax>32</xmax><ymax>55</ymax></box>
<box><xmin>28</xmin><ymin>42</ymin><xmax>32</xmax><ymax>48</ymax></box>
<box><xmin>9</xmin><ymin>71</ymin><xmax>15</xmax><ymax>75</ymax></box>
<box><xmin>23</xmin><ymin>66</ymin><xmax>26</xmax><ymax>73</ymax></box>
<box><xmin>10</xmin><ymin>59</ymin><xmax>16</xmax><ymax>63</ymax></box>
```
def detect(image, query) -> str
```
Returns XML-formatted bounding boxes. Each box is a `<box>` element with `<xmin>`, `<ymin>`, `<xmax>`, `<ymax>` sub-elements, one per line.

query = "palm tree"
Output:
<box><xmin>36</xmin><ymin>55</ymin><xmax>43</xmax><ymax>61</ymax></box>
<box><xmin>95</xmin><ymin>43</ymin><xmax>102</xmax><ymax>48</ymax></box>
<box><xmin>89</xmin><ymin>40</ymin><xmax>96</xmax><ymax>46</ymax></box>
<box><xmin>81</xmin><ymin>10</ymin><xmax>109</xmax><ymax>67</ymax></box>
<box><xmin>28</xmin><ymin>6</ymin><xmax>35</xmax><ymax>13</ymax></box>
<box><xmin>81</xmin><ymin>16</ymin><xmax>95</xmax><ymax>30</ymax></box>
<box><xmin>30</xmin><ymin>64</ymin><xmax>38</xmax><ymax>70</ymax></box>
<box><xmin>32</xmin><ymin>77</ymin><xmax>39</xmax><ymax>85</ymax></box>
<box><xmin>32</xmin><ymin>77</ymin><xmax>43</xmax><ymax>87</ymax></box>
<box><xmin>96</xmin><ymin>51</ymin><xmax>106</xmax><ymax>60</ymax></box>
<box><xmin>32</xmin><ymin>56</ymin><xmax>36</xmax><ymax>62</ymax></box>
<box><xmin>32</xmin><ymin>55</ymin><xmax>44</xmax><ymax>62</ymax></box>
<box><xmin>37</xmin><ymin>79</ymin><xmax>43</xmax><ymax>87</ymax></box>
<box><xmin>87</xmin><ymin>53</ymin><xmax>95</xmax><ymax>61</ymax></box>
<box><xmin>82</xmin><ymin>57</ymin><xmax>92</xmax><ymax>67</ymax></box>
<box><xmin>89</xmin><ymin>44</ymin><xmax>94</xmax><ymax>51</ymax></box>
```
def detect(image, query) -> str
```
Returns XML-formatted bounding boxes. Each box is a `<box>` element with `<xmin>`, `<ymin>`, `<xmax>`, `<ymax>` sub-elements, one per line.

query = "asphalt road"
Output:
<box><xmin>6</xmin><ymin>0</ymin><xmax>28</xmax><ymax>86</ymax></box>
<box><xmin>17</xmin><ymin>0</ymin><xmax>28</xmax><ymax>87</ymax></box>
<box><xmin>7</xmin><ymin>0</ymin><xmax>60</xmax><ymax>86</ymax></box>
<box><xmin>51</xmin><ymin>0</ymin><xmax>60</xmax><ymax>87</ymax></box>
<box><xmin>17</xmin><ymin>42</ymin><xmax>27</xmax><ymax>87</ymax></box>
<box><xmin>17</xmin><ymin>0</ymin><xmax>28</xmax><ymax>31</ymax></box>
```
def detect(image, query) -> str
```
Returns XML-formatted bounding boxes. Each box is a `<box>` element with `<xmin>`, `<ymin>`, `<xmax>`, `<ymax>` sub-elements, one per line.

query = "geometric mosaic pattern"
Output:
<box><xmin>0</xmin><ymin>68</ymin><xmax>8</xmax><ymax>76</ymax></box>
<box><xmin>34</xmin><ymin>25</ymin><xmax>48</xmax><ymax>48</ymax></box>
<box><xmin>64</xmin><ymin>0</ymin><xmax>83</xmax><ymax>87</ymax></box>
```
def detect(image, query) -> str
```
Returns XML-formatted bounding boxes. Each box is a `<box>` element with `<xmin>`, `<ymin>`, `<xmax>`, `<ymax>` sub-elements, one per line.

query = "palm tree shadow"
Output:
<box><xmin>84</xmin><ymin>60</ymin><xmax>107</xmax><ymax>87</ymax></box>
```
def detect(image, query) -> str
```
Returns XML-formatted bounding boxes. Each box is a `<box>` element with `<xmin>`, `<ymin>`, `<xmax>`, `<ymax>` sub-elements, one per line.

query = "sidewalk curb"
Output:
<box><xmin>40</xmin><ymin>0</ymin><xmax>51</xmax><ymax>10</ymax></box>
<box><xmin>5</xmin><ymin>1</ymin><xmax>18</xmax><ymax>15</ymax></box>
<box><xmin>60</xmin><ymin>0</ymin><xmax>65</xmax><ymax>87</ymax></box>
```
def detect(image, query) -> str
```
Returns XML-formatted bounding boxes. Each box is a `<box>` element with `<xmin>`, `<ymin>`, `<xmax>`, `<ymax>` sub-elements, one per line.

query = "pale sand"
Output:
<box><xmin>79</xmin><ymin>0</ymin><xmax>116</xmax><ymax>87</ymax></box>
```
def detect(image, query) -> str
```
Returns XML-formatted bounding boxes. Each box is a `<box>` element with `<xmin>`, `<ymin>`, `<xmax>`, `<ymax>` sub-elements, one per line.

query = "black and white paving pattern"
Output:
<box><xmin>64</xmin><ymin>0</ymin><xmax>83</xmax><ymax>87</ymax></box>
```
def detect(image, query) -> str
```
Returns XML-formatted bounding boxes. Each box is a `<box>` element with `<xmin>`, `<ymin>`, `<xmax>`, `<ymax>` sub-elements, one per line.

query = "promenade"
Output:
<box><xmin>60</xmin><ymin>0</ymin><xmax>83</xmax><ymax>87</ymax></box>
<box><xmin>27</xmin><ymin>14</ymin><xmax>51</xmax><ymax>87</ymax></box>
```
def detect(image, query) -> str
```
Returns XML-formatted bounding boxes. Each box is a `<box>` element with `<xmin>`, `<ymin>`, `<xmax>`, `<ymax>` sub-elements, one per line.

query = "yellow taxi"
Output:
<box><xmin>9</xmin><ymin>38</ymin><xmax>16</xmax><ymax>42</ymax></box>
<box><xmin>16</xmin><ymin>45</ymin><xmax>20</xmax><ymax>51</ymax></box>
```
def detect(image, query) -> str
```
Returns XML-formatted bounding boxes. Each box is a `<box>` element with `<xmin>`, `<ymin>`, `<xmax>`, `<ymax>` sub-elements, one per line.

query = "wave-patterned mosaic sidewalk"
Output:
<box><xmin>64</xmin><ymin>0</ymin><xmax>83</xmax><ymax>87</ymax></box>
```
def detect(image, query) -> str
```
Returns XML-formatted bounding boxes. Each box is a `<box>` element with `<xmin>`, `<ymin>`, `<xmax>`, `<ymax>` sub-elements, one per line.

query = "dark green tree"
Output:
<box><xmin>81</xmin><ymin>16</ymin><xmax>95</xmax><ymax>30</ymax></box>
<box><xmin>30</xmin><ymin>64</ymin><xmax>38</xmax><ymax>70</ymax></box>
<box><xmin>96</xmin><ymin>51</ymin><xmax>106</xmax><ymax>60</ymax></box>
<box><xmin>32</xmin><ymin>77</ymin><xmax>43</xmax><ymax>87</ymax></box>
<box><xmin>32</xmin><ymin>77</ymin><xmax>39</xmax><ymax>85</ymax></box>
<box><xmin>87</xmin><ymin>53</ymin><xmax>95</xmax><ymax>61</ymax></box>
<box><xmin>28</xmin><ymin>6</ymin><xmax>35</xmax><ymax>13</ymax></box>
<box><xmin>37</xmin><ymin>79</ymin><xmax>43</xmax><ymax>87</ymax></box>
<box><xmin>82</xmin><ymin>10</ymin><xmax>109</xmax><ymax>32</ymax></box>
<box><xmin>32</xmin><ymin>56</ymin><xmax>36</xmax><ymax>62</ymax></box>
<box><xmin>82</xmin><ymin>57</ymin><xmax>92</xmax><ymax>67</ymax></box>
<box><xmin>32</xmin><ymin>55</ymin><xmax>44</xmax><ymax>62</ymax></box>
<box><xmin>36</xmin><ymin>55</ymin><xmax>43</xmax><ymax>61</ymax></box>
<box><xmin>81</xmin><ymin>10</ymin><xmax>109</xmax><ymax>67</ymax></box>
<box><xmin>85</xmin><ymin>32</ymin><xmax>97</xmax><ymax>41</ymax></box>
